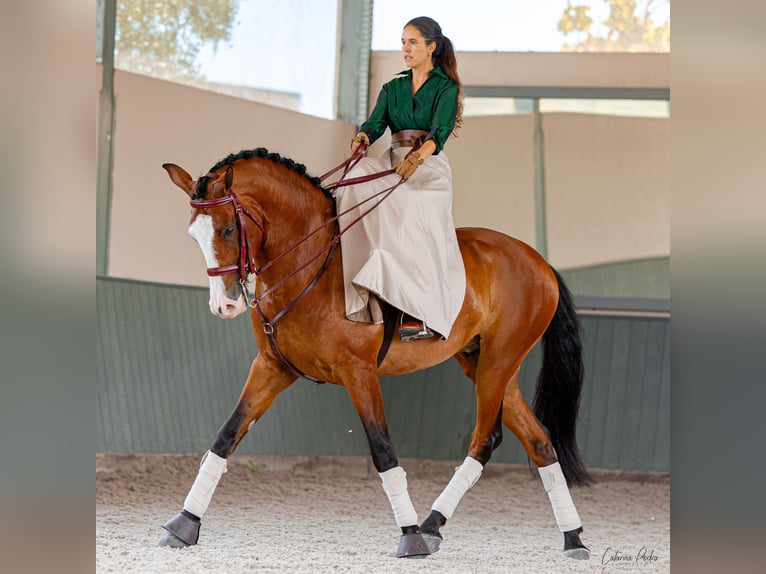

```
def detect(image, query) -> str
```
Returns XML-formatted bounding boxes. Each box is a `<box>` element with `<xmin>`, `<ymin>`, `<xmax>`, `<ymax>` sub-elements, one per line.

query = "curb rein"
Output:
<box><xmin>189</xmin><ymin>144</ymin><xmax>404</xmax><ymax>383</ymax></box>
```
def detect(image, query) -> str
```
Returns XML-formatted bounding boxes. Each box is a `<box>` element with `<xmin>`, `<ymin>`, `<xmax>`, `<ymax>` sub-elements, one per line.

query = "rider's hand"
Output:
<box><xmin>350</xmin><ymin>132</ymin><xmax>370</xmax><ymax>155</ymax></box>
<box><xmin>394</xmin><ymin>150</ymin><xmax>424</xmax><ymax>181</ymax></box>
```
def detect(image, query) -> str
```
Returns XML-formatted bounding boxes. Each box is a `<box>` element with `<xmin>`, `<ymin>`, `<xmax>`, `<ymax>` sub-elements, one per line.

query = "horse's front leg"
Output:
<box><xmin>343</xmin><ymin>371</ymin><xmax>431</xmax><ymax>558</ymax></box>
<box><xmin>159</xmin><ymin>355</ymin><xmax>294</xmax><ymax>548</ymax></box>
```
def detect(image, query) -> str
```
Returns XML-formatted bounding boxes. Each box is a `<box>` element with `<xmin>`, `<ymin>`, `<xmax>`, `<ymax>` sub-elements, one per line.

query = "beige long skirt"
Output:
<box><xmin>334</xmin><ymin>147</ymin><xmax>466</xmax><ymax>339</ymax></box>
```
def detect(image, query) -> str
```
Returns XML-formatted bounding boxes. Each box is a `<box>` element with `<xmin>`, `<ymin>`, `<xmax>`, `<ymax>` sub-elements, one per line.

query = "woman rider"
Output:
<box><xmin>336</xmin><ymin>16</ymin><xmax>465</xmax><ymax>342</ymax></box>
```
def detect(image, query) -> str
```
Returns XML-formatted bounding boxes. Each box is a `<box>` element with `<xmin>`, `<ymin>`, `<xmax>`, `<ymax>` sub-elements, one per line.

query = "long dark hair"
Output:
<box><xmin>405</xmin><ymin>16</ymin><xmax>464</xmax><ymax>135</ymax></box>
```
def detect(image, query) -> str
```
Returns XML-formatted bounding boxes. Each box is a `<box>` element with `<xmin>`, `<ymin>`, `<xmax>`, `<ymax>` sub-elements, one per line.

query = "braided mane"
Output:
<box><xmin>193</xmin><ymin>147</ymin><xmax>330</xmax><ymax>200</ymax></box>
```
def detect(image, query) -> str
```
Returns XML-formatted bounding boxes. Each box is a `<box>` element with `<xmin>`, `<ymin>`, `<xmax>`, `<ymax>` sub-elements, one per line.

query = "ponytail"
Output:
<box><xmin>405</xmin><ymin>17</ymin><xmax>464</xmax><ymax>135</ymax></box>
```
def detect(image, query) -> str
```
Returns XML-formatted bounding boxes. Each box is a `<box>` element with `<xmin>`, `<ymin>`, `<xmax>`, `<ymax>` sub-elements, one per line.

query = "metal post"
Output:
<box><xmin>97</xmin><ymin>0</ymin><xmax>117</xmax><ymax>275</ymax></box>
<box><xmin>336</xmin><ymin>0</ymin><xmax>373</xmax><ymax>125</ymax></box>
<box><xmin>533</xmin><ymin>98</ymin><xmax>548</xmax><ymax>259</ymax></box>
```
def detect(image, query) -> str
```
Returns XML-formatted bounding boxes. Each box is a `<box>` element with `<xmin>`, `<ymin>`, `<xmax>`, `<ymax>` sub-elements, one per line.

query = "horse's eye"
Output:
<box><xmin>222</xmin><ymin>226</ymin><xmax>235</xmax><ymax>239</ymax></box>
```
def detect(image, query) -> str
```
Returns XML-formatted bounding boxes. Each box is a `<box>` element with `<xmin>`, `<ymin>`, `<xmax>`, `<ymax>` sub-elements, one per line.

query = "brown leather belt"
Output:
<box><xmin>391</xmin><ymin>129</ymin><xmax>429</xmax><ymax>149</ymax></box>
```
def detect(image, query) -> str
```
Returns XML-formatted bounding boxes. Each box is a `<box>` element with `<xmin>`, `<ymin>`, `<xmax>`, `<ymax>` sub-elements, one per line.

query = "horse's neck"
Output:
<box><xmin>250</xmin><ymin>180</ymin><xmax>336</xmax><ymax>293</ymax></box>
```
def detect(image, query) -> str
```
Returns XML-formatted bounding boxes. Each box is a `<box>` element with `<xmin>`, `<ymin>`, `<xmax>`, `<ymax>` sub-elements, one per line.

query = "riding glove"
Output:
<box><xmin>394</xmin><ymin>150</ymin><xmax>424</xmax><ymax>181</ymax></box>
<box><xmin>350</xmin><ymin>132</ymin><xmax>370</xmax><ymax>155</ymax></box>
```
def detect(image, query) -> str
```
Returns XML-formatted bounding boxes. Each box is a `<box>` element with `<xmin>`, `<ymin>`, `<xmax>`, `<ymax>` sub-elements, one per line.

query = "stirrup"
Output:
<box><xmin>399</xmin><ymin>318</ymin><xmax>434</xmax><ymax>342</ymax></box>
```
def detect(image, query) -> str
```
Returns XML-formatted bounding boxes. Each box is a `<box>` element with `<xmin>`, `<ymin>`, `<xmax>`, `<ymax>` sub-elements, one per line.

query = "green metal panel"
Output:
<box><xmin>97</xmin><ymin>277</ymin><xmax>669</xmax><ymax>471</ymax></box>
<box><xmin>560</xmin><ymin>256</ymin><xmax>670</xmax><ymax>298</ymax></box>
<box><xmin>336</xmin><ymin>0</ymin><xmax>373</xmax><ymax>124</ymax></box>
<box><xmin>575</xmin><ymin>315</ymin><xmax>670</xmax><ymax>471</ymax></box>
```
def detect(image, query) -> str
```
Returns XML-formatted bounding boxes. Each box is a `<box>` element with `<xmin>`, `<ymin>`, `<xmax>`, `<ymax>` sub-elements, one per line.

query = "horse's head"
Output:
<box><xmin>163</xmin><ymin>163</ymin><xmax>252</xmax><ymax>319</ymax></box>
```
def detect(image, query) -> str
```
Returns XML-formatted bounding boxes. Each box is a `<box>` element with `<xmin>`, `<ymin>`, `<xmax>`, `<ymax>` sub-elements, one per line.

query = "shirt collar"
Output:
<box><xmin>397</xmin><ymin>66</ymin><xmax>448</xmax><ymax>80</ymax></box>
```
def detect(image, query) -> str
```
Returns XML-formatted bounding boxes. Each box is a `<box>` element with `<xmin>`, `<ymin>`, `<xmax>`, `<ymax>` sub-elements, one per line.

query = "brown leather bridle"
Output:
<box><xmin>190</xmin><ymin>187</ymin><xmax>264</xmax><ymax>283</ymax></box>
<box><xmin>189</xmin><ymin>144</ymin><xmax>405</xmax><ymax>383</ymax></box>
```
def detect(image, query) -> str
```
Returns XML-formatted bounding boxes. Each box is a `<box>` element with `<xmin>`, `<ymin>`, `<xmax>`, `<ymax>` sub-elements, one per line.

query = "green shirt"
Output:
<box><xmin>359</xmin><ymin>66</ymin><xmax>458</xmax><ymax>155</ymax></box>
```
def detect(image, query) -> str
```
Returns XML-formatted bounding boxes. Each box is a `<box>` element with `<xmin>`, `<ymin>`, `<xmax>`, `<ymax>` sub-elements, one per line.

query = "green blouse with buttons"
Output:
<box><xmin>359</xmin><ymin>66</ymin><xmax>458</xmax><ymax>155</ymax></box>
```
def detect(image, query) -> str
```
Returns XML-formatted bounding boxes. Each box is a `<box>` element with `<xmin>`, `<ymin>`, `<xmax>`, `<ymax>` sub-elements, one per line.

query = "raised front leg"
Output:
<box><xmin>502</xmin><ymin>378</ymin><xmax>589</xmax><ymax>560</ymax></box>
<box><xmin>159</xmin><ymin>355</ymin><xmax>295</xmax><ymax>548</ymax></box>
<box><xmin>343</xmin><ymin>371</ymin><xmax>430</xmax><ymax>558</ymax></box>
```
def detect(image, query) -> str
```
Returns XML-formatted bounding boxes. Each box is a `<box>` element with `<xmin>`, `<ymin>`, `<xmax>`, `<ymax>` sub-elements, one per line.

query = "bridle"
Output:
<box><xmin>190</xmin><ymin>189</ymin><xmax>263</xmax><ymax>283</ymax></box>
<box><xmin>188</xmin><ymin>144</ymin><xmax>405</xmax><ymax>383</ymax></box>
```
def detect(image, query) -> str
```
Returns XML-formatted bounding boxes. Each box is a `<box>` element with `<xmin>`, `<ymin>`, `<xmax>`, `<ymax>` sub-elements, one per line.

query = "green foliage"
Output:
<box><xmin>558</xmin><ymin>0</ymin><xmax>670</xmax><ymax>52</ymax></box>
<box><xmin>115</xmin><ymin>0</ymin><xmax>238</xmax><ymax>81</ymax></box>
<box><xmin>246</xmin><ymin>459</ymin><xmax>260</xmax><ymax>474</ymax></box>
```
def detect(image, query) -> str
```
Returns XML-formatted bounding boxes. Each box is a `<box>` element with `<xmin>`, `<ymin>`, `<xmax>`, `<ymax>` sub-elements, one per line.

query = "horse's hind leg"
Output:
<box><xmin>502</xmin><ymin>373</ymin><xmax>589</xmax><ymax>559</ymax></box>
<box><xmin>159</xmin><ymin>355</ymin><xmax>294</xmax><ymax>548</ymax></box>
<box><xmin>420</xmin><ymin>404</ymin><xmax>504</xmax><ymax>553</ymax></box>
<box><xmin>419</xmin><ymin>349</ymin><xmax>513</xmax><ymax>552</ymax></box>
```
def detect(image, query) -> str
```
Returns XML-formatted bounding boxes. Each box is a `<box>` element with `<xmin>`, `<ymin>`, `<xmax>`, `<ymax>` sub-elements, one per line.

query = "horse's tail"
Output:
<box><xmin>532</xmin><ymin>267</ymin><xmax>592</xmax><ymax>487</ymax></box>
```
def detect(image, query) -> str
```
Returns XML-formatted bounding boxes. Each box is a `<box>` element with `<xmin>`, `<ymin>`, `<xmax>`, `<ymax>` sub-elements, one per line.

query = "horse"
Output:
<box><xmin>159</xmin><ymin>147</ymin><xmax>592</xmax><ymax>560</ymax></box>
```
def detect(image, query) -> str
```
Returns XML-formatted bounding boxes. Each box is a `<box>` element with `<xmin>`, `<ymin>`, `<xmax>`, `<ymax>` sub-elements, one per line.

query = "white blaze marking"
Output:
<box><xmin>188</xmin><ymin>215</ymin><xmax>218</xmax><ymax>268</ymax></box>
<box><xmin>188</xmin><ymin>215</ymin><xmax>245</xmax><ymax>318</ymax></box>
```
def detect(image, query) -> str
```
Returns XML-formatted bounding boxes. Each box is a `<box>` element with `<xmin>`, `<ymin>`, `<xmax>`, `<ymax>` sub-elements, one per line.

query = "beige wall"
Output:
<box><xmin>447</xmin><ymin>112</ymin><xmax>669</xmax><ymax>269</ymax></box>
<box><xmin>367</xmin><ymin>51</ymin><xmax>669</xmax><ymax>270</ymax></box>
<box><xmin>544</xmin><ymin>113</ymin><xmax>669</xmax><ymax>267</ymax></box>
<box><xmin>448</xmin><ymin>115</ymin><xmax>537</xmax><ymax>246</ymax></box>
<box><xmin>370</xmin><ymin>51</ymin><xmax>670</xmax><ymax>94</ymax></box>
<box><xmin>107</xmin><ymin>70</ymin><xmax>356</xmax><ymax>286</ymax></box>
<box><xmin>103</xmin><ymin>51</ymin><xmax>669</xmax><ymax>284</ymax></box>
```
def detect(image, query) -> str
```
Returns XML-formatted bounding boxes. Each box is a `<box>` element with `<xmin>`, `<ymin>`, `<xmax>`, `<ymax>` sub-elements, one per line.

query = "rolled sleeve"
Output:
<box><xmin>427</xmin><ymin>83</ymin><xmax>458</xmax><ymax>154</ymax></box>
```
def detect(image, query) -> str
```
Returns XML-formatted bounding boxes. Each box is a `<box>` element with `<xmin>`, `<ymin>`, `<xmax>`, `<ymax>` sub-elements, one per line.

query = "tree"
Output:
<box><xmin>558</xmin><ymin>0</ymin><xmax>670</xmax><ymax>52</ymax></box>
<box><xmin>115</xmin><ymin>0</ymin><xmax>239</xmax><ymax>82</ymax></box>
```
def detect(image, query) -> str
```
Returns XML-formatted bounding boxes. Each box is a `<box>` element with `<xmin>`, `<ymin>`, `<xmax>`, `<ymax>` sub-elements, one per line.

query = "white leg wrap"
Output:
<box><xmin>379</xmin><ymin>466</ymin><xmax>418</xmax><ymax>528</ymax></box>
<box><xmin>183</xmin><ymin>450</ymin><xmax>228</xmax><ymax>518</ymax></box>
<box><xmin>538</xmin><ymin>462</ymin><xmax>581</xmax><ymax>532</ymax></box>
<box><xmin>431</xmin><ymin>457</ymin><xmax>484</xmax><ymax>520</ymax></box>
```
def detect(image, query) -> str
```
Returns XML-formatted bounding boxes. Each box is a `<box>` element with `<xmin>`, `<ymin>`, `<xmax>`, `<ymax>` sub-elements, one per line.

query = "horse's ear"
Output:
<box><xmin>224</xmin><ymin>165</ymin><xmax>234</xmax><ymax>190</ymax></box>
<box><xmin>162</xmin><ymin>163</ymin><xmax>194</xmax><ymax>197</ymax></box>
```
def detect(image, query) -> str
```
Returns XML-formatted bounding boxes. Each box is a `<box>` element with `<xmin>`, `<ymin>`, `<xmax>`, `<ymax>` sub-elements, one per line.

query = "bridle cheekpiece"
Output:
<box><xmin>189</xmin><ymin>174</ymin><xmax>264</xmax><ymax>294</ymax></box>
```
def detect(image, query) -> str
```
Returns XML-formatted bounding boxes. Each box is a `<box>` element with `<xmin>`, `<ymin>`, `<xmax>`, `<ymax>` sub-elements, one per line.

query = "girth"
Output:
<box><xmin>391</xmin><ymin>129</ymin><xmax>429</xmax><ymax>149</ymax></box>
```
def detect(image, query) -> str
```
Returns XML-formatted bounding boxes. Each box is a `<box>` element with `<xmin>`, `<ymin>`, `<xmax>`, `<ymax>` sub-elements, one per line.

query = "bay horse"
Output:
<box><xmin>159</xmin><ymin>147</ymin><xmax>591</xmax><ymax>560</ymax></box>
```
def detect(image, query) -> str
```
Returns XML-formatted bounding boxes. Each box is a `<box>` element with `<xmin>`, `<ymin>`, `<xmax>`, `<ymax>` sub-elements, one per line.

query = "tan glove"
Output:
<box><xmin>350</xmin><ymin>132</ymin><xmax>370</xmax><ymax>155</ymax></box>
<box><xmin>394</xmin><ymin>150</ymin><xmax>424</xmax><ymax>181</ymax></box>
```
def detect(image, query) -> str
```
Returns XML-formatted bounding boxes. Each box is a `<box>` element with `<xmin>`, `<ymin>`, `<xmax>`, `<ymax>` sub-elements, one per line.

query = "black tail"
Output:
<box><xmin>532</xmin><ymin>267</ymin><xmax>592</xmax><ymax>487</ymax></box>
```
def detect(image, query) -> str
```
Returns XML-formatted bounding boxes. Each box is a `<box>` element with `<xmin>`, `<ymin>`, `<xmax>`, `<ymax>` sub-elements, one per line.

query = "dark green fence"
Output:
<box><xmin>97</xmin><ymin>276</ymin><xmax>669</xmax><ymax>471</ymax></box>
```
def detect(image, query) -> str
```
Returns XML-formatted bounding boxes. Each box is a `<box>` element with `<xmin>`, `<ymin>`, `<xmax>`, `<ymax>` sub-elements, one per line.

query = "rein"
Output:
<box><xmin>190</xmin><ymin>144</ymin><xmax>404</xmax><ymax>383</ymax></box>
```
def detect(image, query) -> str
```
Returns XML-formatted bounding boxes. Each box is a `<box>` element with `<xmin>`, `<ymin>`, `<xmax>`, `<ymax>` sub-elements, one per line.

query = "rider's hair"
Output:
<box><xmin>405</xmin><ymin>16</ymin><xmax>463</xmax><ymax>135</ymax></box>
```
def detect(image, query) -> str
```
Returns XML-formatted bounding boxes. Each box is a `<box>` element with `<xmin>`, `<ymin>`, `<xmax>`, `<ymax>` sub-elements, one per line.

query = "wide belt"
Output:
<box><xmin>391</xmin><ymin>129</ymin><xmax>429</xmax><ymax>149</ymax></box>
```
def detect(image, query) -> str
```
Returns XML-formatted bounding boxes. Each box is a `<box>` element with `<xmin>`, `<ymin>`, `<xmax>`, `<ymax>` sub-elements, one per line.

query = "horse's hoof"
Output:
<box><xmin>422</xmin><ymin>533</ymin><xmax>442</xmax><ymax>553</ymax></box>
<box><xmin>562</xmin><ymin>527</ymin><xmax>589</xmax><ymax>559</ymax></box>
<box><xmin>159</xmin><ymin>530</ymin><xmax>190</xmax><ymax>549</ymax></box>
<box><xmin>396</xmin><ymin>532</ymin><xmax>431</xmax><ymax>558</ymax></box>
<box><xmin>562</xmin><ymin>547</ymin><xmax>590</xmax><ymax>560</ymax></box>
<box><xmin>161</xmin><ymin>511</ymin><xmax>200</xmax><ymax>547</ymax></box>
